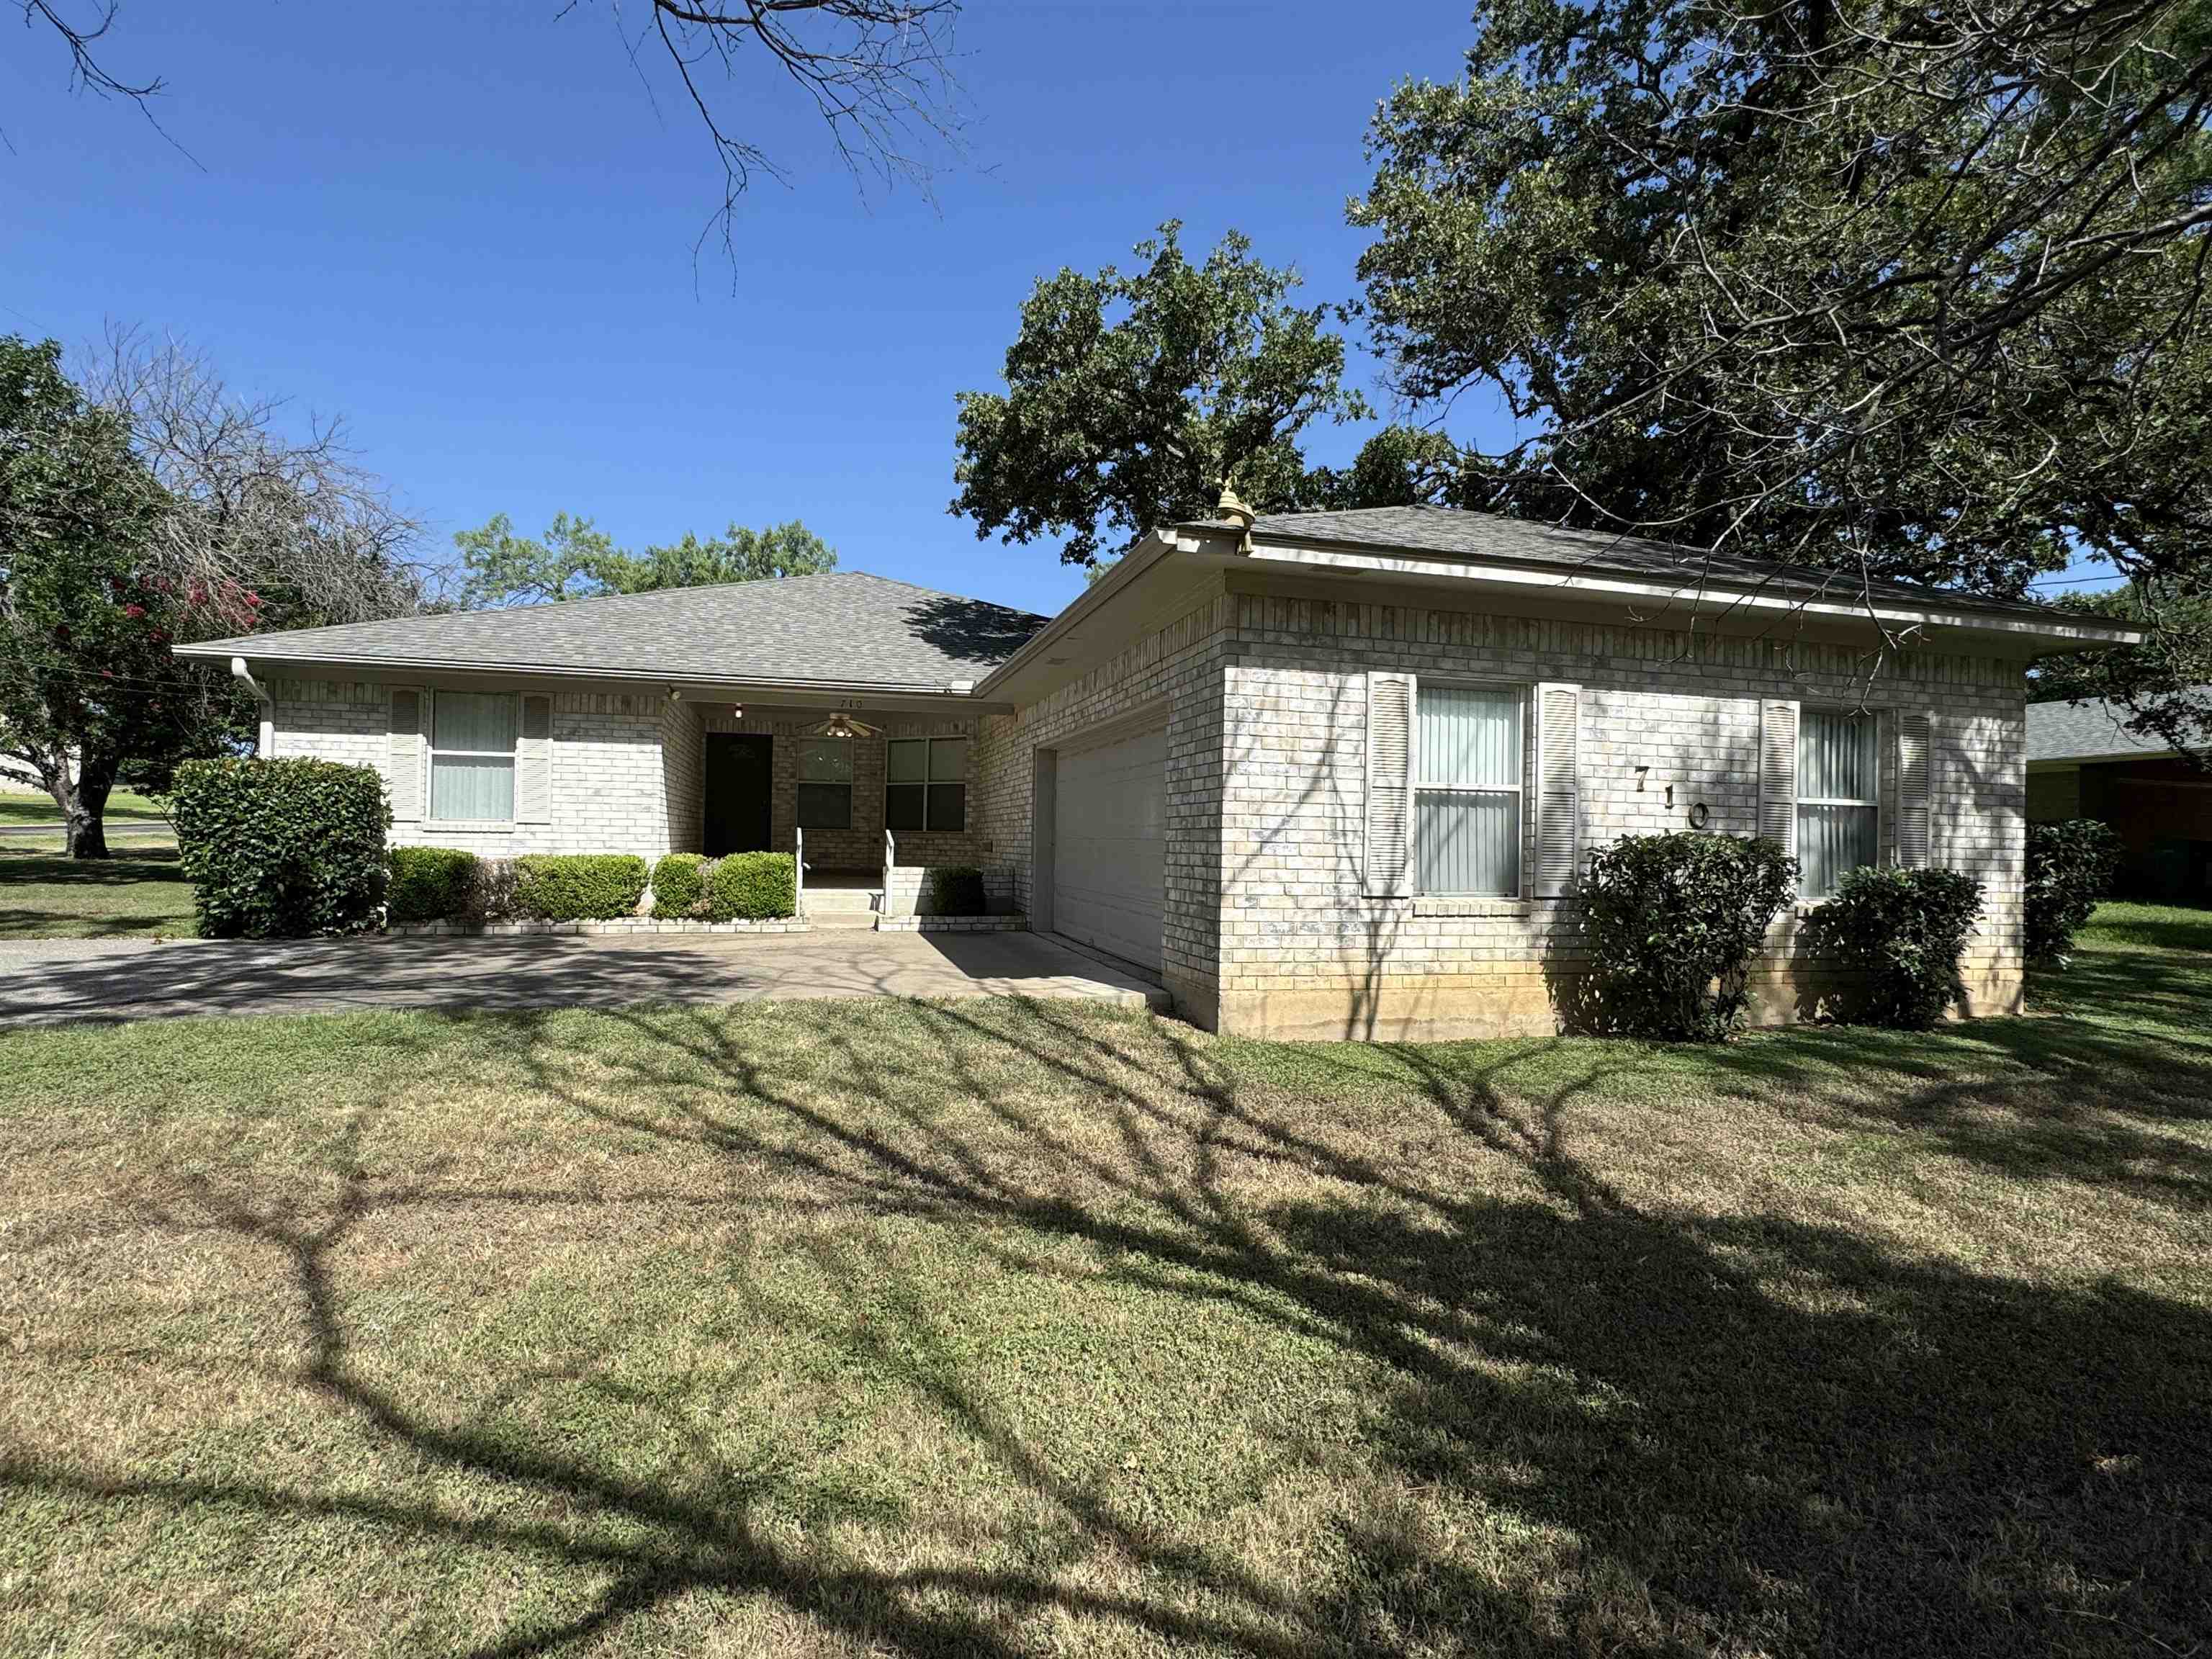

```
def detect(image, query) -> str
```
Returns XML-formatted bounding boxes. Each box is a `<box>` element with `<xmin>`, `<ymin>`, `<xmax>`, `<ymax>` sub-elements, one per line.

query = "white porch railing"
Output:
<box><xmin>795</xmin><ymin>826</ymin><xmax>806</xmax><ymax>912</ymax></box>
<box><xmin>883</xmin><ymin>829</ymin><xmax>895</xmax><ymax>917</ymax></box>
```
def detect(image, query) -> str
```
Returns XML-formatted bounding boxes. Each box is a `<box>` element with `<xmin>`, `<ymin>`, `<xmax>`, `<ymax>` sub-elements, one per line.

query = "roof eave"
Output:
<box><xmin>1196</xmin><ymin>527</ymin><xmax>2146</xmax><ymax>649</ymax></box>
<box><xmin>176</xmin><ymin>643</ymin><xmax>1009</xmax><ymax>706</ymax></box>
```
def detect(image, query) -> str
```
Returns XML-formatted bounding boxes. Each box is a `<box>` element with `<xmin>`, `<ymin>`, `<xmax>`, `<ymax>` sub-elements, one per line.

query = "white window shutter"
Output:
<box><xmin>1758</xmin><ymin>699</ymin><xmax>1799</xmax><ymax>852</ymax></box>
<box><xmin>388</xmin><ymin>688</ymin><xmax>423</xmax><ymax>822</ymax></box>
<box><xmin>1897</xmin><ymin>711</ymin><xmax>1932</xmax><ymax>868</ymax></box>
<box><xmin>1534</xmin><ymin>682</ymin><xmax>1582</xmax><ymax>896</ymax></box>
<box><xmin>1364</xmin><ymin>671</ymin><xmax>1416</xmax><ymax>897</ymax></box>
<box><xmin>516</xmin><ymin>693</ymin><xmax>554</xmax><ymax>823</ymax></box>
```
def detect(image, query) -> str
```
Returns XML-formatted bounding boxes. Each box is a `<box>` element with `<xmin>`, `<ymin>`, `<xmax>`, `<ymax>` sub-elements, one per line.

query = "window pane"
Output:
<box><xmin>886</xmin><ymin>783</ymin><xmax>926</xmax><ymax>832</ymax></box>
<box><xmin>927</xmin><ymin>783</ymin><xmax>966</xmax><ymax>832</ymax></box>
<box><xmin>1419</xmin><ymin>686</ymin><xmax>1520</xmax><ymax>788</ymax></box>
<box><xmin>887</xmin><ymin>739</ymin><xmax>927</xmax><ymax>783</ymax></box>
<box><xmin>1801</xmin><ymin>710</ymin><xmax>1876</xmax><ymax>801</ymax></box>
<box><xmin>1799</xmin><ymin>803</ymin><xmax>1876</xmax><ymax>896</ymax></box>
<box><xmin>1416</xmin><ymin>789</ymin><xmax>1519</xmax><ymax>895</ymax></box>
<box><xmin>796</xmin><ymin>782</ymin><xmax>852</xmax><ymax>830</ymax></box>
<box><xmin>431</xmin><ymin>755</ymin><xmax>513</xmax><ymax>821</ymax></box>
<box><xmin>800</xmin><ymin>738</ymin><xmax>853</xmax><ymax>784</ymax></box>
<box><xmin>433</xmin><ymin>692</ymin><xmax>517</xmax><ymax>754</ymax></box>
<box><xmin>928</xmin><ymin>737</ymin><xmax>969</xmax><ymax>781</ymax></box>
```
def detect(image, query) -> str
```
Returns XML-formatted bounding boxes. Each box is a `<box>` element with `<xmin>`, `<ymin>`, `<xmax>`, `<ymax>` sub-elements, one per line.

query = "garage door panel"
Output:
<box><xmin>1053</xmin><ymin>724</ymin><xmax>1166</xmax><ymax>972</ymax></box>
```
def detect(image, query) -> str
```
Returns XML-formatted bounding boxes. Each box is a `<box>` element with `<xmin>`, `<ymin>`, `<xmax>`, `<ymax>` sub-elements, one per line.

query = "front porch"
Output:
<box><xmin>672</xmin><ymin>700</ymin><xmax>1017</xmax><ymax>922</ymax></box>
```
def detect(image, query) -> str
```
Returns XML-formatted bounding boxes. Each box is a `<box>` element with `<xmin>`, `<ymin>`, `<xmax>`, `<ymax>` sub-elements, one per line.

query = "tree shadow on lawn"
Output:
<box><xmin>11</xmin><ymin>996</ymin><xmax>2211</xmax><ymax>1657</ymax></box>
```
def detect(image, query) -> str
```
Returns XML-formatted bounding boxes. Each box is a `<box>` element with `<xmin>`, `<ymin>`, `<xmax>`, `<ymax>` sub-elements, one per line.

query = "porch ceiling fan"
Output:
<box><xmin>801</xmin><ymin>711</ymin><xmax>882</xmax><ymax>739</ymax></box>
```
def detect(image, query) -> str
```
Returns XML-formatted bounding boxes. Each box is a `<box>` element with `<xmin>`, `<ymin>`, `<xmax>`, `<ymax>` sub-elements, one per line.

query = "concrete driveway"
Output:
<box><xmin>0</xmin><ymin>928</ymin><xmax>1167</xmax><ymax>1029</ymax></box>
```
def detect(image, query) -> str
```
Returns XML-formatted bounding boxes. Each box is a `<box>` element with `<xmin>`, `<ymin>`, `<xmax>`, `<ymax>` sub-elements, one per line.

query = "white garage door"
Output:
<box><xmin>1052</xmin><ymin>723</ymin><xmax>1166</xmax><ymax>972</ymax></box>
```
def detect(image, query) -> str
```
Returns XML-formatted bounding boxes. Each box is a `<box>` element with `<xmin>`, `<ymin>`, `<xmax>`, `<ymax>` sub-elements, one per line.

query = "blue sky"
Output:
<box><xmin>6</xmin><ymin>1</ymin><xmax>1493</xmax><ymax>620</ymax></box>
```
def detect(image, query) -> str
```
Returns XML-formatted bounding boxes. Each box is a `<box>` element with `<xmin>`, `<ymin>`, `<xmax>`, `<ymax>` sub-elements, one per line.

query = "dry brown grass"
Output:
<box><xmin>1</xmin><ymin>907</ymin><xmax>2208</xmax><ymax>1656</ymax></box>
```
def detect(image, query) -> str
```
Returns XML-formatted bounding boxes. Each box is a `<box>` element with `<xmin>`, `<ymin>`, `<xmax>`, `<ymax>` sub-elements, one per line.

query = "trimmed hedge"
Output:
<box><xmin>651</xmin><ymin>853</ymin><xmax>709</xmax><ymax>917</ymax></box>
<box><xmin>512</xmin><ymin>853</ymin><xmax>649</xmax><ymax>922</ymax></box>
<box><xmin>387</xmin><ymin>846</ymin><xmax>479</xmax><ymax>924</ymax></box>
<box><xmin>171</xmin><ymin>757</ymin><xmax>391</xmax><ymax>938</ymax></box>
<box><xmin>1803</xmin><ymin>866</ymin><xmax>1985</xmax><ymax>1028</ymax></box>
<box><xmin>705</xmin><ymin>852</ymin><xmax>796</xmax><ymax>921</ymax></box>
<box><xmin>1576</xmin><ymin>831</ymin><xmax>1799</xmax><ymax>1041</ymax></box>
<box><xmin>2026</xmin><ymin>817</ymin><xmax>2124</xmax><ymax>966</ymax></box>
<box><xmin>927</xmin><ymin>865</ymin><xmax>988</xmax><ymax>916</ymax></box>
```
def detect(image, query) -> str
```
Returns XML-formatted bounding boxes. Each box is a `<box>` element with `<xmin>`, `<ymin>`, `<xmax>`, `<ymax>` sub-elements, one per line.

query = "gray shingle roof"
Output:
<box><xmin>1218</xmin><ymin>505</ymin><xmax>2073</xmax><ymax>622</ymax></box>
<box><xmin>2027</xmin><ymin>691</ymin><xmax>2206</xmax><ymax>761</ymax></box>
<box><xmin>180</xmin><ymin>572</ymin><xmax>1048</xmax><ymax>691</ymax></box>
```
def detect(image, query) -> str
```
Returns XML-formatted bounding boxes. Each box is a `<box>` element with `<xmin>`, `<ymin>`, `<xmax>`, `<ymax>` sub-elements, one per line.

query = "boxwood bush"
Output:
<box><xmin>2026</xmin><ymin>817</ymin><xmax>2124</xmax><ymax>966</ymax></box>
<box><xmin>705</xmin><ymin>852</ymin><xmax>796</xmax><ymax>921</ymax></box>
<box><xmin>387</xmin><ymin>846</ymin><xmax>479</xmax><ymax>924</ymax></box>
<box><xmin>171</xmin><ymin>757</ymin><xmax>391</xmax><ymax>938</ymax></box>
<box><xmin>511</xmin><ymin>853</ymin><xmax>649</xmax><ymax>922</ymax></box>
<box><xmin>927</xmin><ymin>864</ymin><xmax>989</xmax><ymax>915</ymax></box>
<box><xmin>1802</xmin><ymin>866</ymin><xmax>1984</xmax><ymax>1028</ymax></box>
<box><xmin>1575</xmin><ymin>831</ymin><xmax>1798</xmax><ymax>1041</ymax></box>
<box><xmin>650</xmin><ymin>852</ymin><xmax>709</xmax><ymax>917</ymax></box>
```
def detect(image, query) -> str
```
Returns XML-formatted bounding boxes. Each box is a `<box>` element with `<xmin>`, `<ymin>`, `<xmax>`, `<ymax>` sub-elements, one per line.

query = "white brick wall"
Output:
<box><xmin>1211</xmin><ymin>588</ymin><xmax>2026</xmax><ymax>1037</ymax></box>
<box><xmin>269</xmin><ymin>679</ymin><xmax>680</xmax><ymax>858</ymax></box>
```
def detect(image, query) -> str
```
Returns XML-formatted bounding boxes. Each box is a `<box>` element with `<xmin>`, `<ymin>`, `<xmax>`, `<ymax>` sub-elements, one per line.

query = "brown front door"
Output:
<box><xmin>704</xmin><ymin>733</ymin><xmax>774</xmax><ymax>855</ymax></box>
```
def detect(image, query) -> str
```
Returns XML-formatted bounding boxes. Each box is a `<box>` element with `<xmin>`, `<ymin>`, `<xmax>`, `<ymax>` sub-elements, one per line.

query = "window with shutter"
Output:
<box><xmin>1797</xmin><ymin>709</ymin><xmax>1878</xmax><ymax>897</ymax></box>
<box><xmin>1363</xmin><ymin>672</ymin><xmax>1414</xmax><ymax>896</ymax></box>
<box><xmin>428</xmin><ymin>691</ymin><xmax>518</xmax><ymax>822</ymax></box>
<box><xmin>1412</xmin><ymin>685</ymin><xmax>1524</xmax><ymax>896</ymax></box>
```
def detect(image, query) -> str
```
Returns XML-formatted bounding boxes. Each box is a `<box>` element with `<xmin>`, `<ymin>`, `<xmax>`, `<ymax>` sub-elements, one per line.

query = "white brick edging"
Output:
<box><xmin>387</xmin><ymin>917</ymin><xmax>810</xmax><ymax>937</ymax></box>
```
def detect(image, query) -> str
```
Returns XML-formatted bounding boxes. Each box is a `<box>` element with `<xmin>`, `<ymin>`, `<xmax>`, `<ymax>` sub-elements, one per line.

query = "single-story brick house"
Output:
<box><xmin>2027</xmin><ymin>688</ymin><xmax>2211</xmax><ymax>905</ymax></box>
<box><xmin>177</xmin><ymin>505</ymin><xmax>2136</xmax><ymax>1038</ymax></box>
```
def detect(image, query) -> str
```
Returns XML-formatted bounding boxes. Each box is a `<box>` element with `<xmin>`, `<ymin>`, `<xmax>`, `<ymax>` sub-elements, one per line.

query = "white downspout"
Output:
<box><xmin>231</xmin><ymin>657</ymin><xmax>274</xmax><ymax>757</ymax></box>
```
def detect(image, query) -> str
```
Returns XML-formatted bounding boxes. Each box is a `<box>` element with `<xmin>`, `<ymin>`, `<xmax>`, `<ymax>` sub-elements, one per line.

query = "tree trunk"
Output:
<box><xmin>48</xmin><ymin>755</ymin><xmax>117</xmax><ymax>861</ymax></box>
<box><xmin>64</xmin><ymin>809</ymin><xmax>110</xmax><ymax>860</ymax></box>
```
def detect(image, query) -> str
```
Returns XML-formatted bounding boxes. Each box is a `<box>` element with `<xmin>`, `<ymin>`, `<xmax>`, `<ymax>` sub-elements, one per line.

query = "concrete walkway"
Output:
<box><xmin>0</xmin><ymin>928</ymin><xmax>1168</xmax><ymax>1029</ymax></box>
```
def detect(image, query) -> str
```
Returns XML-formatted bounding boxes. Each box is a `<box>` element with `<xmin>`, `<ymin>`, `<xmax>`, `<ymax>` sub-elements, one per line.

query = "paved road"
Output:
<box><xmin>0</xmin><ymin>928</ymin><xmax>1168</xmax><ymax>1028</ymax></box>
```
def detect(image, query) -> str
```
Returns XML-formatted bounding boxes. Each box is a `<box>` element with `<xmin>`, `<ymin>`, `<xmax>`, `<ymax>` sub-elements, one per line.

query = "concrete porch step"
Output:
<box><xmin>806</xmin><ymin>911</ymin><xmax>881</xmax><ymax>931</ymax></box>
<box><xmin>802</xmin><ymin>885</ymin><xmax>885</xmax><ymax>914</ymax></box>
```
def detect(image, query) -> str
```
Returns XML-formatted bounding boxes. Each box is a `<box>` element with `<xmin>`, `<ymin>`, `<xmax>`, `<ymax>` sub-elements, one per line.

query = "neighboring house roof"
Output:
<box><xmin>179</xmin><ymin>572</ymin><xmax>1049</xmax><ymax>693</ymax></box>
<box><xmin>1222</xmin><ymin>505</ymin><xmax>2069</xmax><ymax>621</ymax></box>
<box><xmin>2027</xmin><ymin>690</ymin><xmax>2208</xmax><ymax>763</ymax></box>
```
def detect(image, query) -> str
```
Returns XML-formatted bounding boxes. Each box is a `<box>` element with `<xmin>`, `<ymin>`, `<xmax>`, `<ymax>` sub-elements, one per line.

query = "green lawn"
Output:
<box><xmin>0</xmin><ymin>788</ymin><xmax>170</xmax><ymax>826</ymax></box>
<box><xmin>0</xmin><ymin>909</ymin><xmax>2207</xmax><ymax>1657</ymax></box>
<box><xmin>0</xmin><ymin>845</ymin><xmax>195</xmax><ymax>938</ymax></box>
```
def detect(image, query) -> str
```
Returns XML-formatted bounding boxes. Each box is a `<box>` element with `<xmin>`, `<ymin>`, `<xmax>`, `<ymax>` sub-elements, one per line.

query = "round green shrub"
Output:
<box><xmin>1802</xmin><ymin>866</ymin><xmax>1984</xmax><ymax>1028</ymax></box>
<box><xmin>171</xmin><ymin>757</ymin><xmax>391</xmax><ymax>938</ymax></box>
<box><xmin>512</xmin><ymin>853</ymin><xmax>650</xmax><ymax>922</ymax></box>
<box><xmin>387</xmin><ymin>846</ymin><xmax>479</xmax><ymax>924</ymax></box>
<box><xmin>651</xmin><ymin>853</ymin><xmax>709</xmax><ymax>917</ymax></box>
<box><xmin>2026</xmin><ymin>817</ymin><xmax>2123</xmax><ymax>966</ymax></box>
<box><xmin>927</xmin><ymin>865</ymin><xmax>988</xmax><ymax>915</ymax></box>
<box><xmin>1576</xmin><ymin>831</ymin><xmax>1799</xmax><ymax>1041</ymax></box>
<box><xmin>704</xmin><ymin>852</ymin><xmax>796</xmax><ymax>921</ymax></box>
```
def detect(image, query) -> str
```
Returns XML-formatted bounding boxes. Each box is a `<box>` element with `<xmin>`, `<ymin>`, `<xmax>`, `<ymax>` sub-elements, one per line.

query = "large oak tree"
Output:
<box><xmin>1352</xmin><ymin>0</ymin><xmax>2212</xmax><ymax>748</ymax></box>
<box><xmin>950</xmin><ymin>222</ymin><xmax>1370</xmax><ymax>569</ymax></box>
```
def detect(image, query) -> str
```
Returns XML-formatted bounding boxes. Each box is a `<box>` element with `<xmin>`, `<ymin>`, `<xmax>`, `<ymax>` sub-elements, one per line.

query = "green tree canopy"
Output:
<box><xmin>0</xmin><ymin>337</ymin><xmax>236</xmax><ymax>856</ymax></box>
<box><xmin>950</xmin><ymin>222</ymin><xmax>1371</xmax><ymax>567</ymax></box>
<box><xmin>1351</xmin><ymin>0</ymin><xmax>2212</xmax><ymax>747</ymax></box>
<box><xmin>454</xmin><ymin>515</ymin><xmax>837</xmax><ymax>608</ymax></box>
